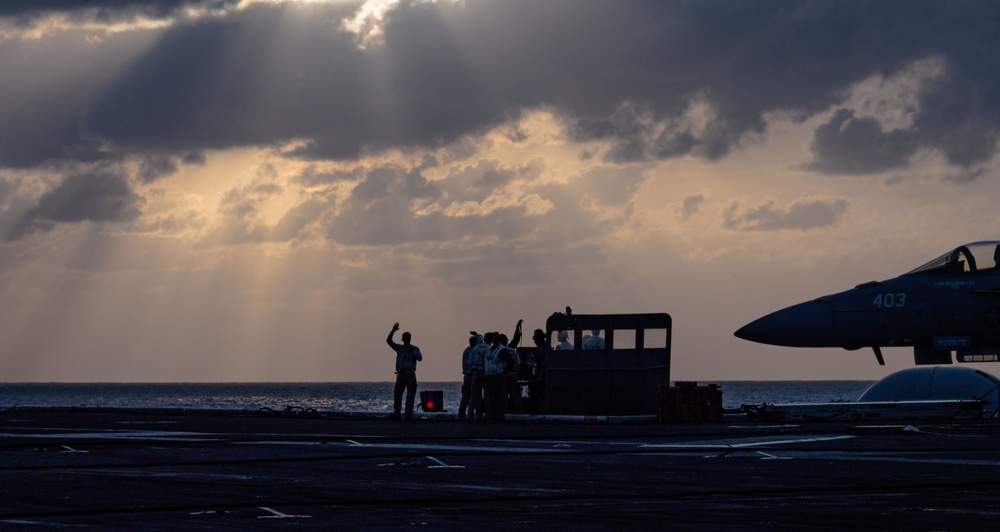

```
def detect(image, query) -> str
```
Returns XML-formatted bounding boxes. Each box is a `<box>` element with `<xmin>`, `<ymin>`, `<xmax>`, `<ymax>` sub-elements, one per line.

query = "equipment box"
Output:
<box><xmin>658</xmin><ymin>382</ymin><xmax>722</xmax><ymax>423</ymax></box>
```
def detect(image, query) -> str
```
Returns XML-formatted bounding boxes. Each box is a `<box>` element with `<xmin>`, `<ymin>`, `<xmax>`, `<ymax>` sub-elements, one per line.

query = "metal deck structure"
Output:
<box><xmin>543</xmin><ymin>312</ymin><xmax>671</xmax><ymax>415</ymax></box>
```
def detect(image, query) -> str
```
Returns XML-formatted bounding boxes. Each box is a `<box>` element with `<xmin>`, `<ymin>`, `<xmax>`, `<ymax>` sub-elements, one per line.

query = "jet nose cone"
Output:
<box><xmin>735</xmin><ymin>300</ymin><xmax>834</xmax><ymax>347</ymax></box>
<box><xmin>734</xmin><ymin>320</ymin><xmax>767</xmax><ymax>342</ymax></box>
<box><xmin>734</xmin><ymin>317</ymin><xmax>785</xmax><ymax>344</ymax></box>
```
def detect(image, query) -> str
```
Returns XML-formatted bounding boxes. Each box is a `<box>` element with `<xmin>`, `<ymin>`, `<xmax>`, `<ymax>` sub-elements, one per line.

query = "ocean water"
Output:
<box><xmin>0</xmin><ymin>381</ymin><xmax>875</xmax><ymax>412</ymax></box>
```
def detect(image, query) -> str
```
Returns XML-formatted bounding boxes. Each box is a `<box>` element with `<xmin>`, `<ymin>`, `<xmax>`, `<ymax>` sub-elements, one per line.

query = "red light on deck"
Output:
<box><xmin>420</xmin><ymin>390</ymin><xmax>443</xmax><ymax>412</ymax></box>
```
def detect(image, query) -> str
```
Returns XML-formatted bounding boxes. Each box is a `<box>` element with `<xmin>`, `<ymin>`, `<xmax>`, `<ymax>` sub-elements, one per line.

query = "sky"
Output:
<box><xmin>2</xmin><ymin>0</ymin><xmax>1000</xmax><ymax>382</ymax></box>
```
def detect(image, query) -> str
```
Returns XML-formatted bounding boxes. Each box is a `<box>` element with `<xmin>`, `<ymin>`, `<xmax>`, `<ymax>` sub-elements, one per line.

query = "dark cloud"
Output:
<box><xmin>136</xmin><ymin>154</ymin><xmax>178</xmax><ymax>183</ymax></box>
<box><xmin>349</xmin><ymin>165</ymin><xmax>441</xmax><ymax>204</ymax></box>
<box><xmin>134</xmin><ymin>209</ymin><xmax>205</xmax><ymax>235</ymax></box>
<box><xmin>679</xmin><ymin>195</ymin><xmax>705</xmax><ymax>220</ymax></box>
<box><xmin>805</xmin><ymin>109</ymin><xmax>921</xmax><ymax>175</ymax></box>
<box><xmin>219</xmin><ymin>178</ymin><xmax>282</xmax><ymax>219</ymax></box>
<box><xmin>6</xmin><ymin>170</ymin><xmax>143</xmax><ymax>240</ymax></box>
<box><xmin>723</xmin><ymin>198</ymin><xmax>848</xmax><ymax>232</ymax></box>
<box><xmin>133</xmin><ymin>151</ymin><xmax>204</xmax><ymax>183</ymax></box>
<box><xmin>295</xmin><ymin>166</ymin><xmax>366</xmax><ymax>187</ymax></box>
<box><xmin>0</xmin><ymin>27</ymin><xmax>161</xmax><ymax>168</ymax></box>
<box><xmin>4</xmin><ymin>0</ymin><xmax>1000</xmax><ymax>182</ymax></box>
<box><xmin>445</xmin><ymin>159</ymin><xmax>543</xmax><ymax>193</ymax></box>
<box><xmin>196</xmin><ymin>163</ymin><xmax>450</xmax><ymax>248</ymax></box>
<box><xmin>0</xmin><ymin>177</ymin><xmax>13</xmax><ymax>202</ymax></box>
<box><xmin>196</xmin><ymin>197</ymin><xmax>325</xmax><ymax>249</ymax></box>
<box><xmin>323</xmin><ymin>161</ymin><xmax>556</xmax><ymax>248</ymax></box>
<box><xmin>0</xmin><ymin>1</ymin><xmax>227</xmax><ymax>23</ymax></box>
<box><xmin>571</xmin><ymin>103</ymin><xmax>700</xmax><ymax>163</ymax></box>
<box><xmin>913</xmin><ymin>71</ymin><xmax>1000</xmax><ymax>168</ymax></box>
<box><xmin>269</xmin><ymin>198</ymin><xmax>326</xmax><ymax>243</ymax></box>
<box><xmin>85</xmin><ymin>3</ymin><xmax>404</xmax><ymax>159</ymax></box>
<box><xmin>943</xmin><ymin>168</ymin><xmax>988</xmax><ymax>184</ymax></box>
<box><xmin>135</xmin><ymin>152</ymin><xmax>202</xmax><ymax>183</ymax></box>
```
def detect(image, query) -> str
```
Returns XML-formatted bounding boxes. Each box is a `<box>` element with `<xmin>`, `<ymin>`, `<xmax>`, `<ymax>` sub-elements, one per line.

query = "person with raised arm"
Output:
<box><xmin>386</xmin><ymin>322</ymin><xmax>422</xmax><ymax>420</ymax></box>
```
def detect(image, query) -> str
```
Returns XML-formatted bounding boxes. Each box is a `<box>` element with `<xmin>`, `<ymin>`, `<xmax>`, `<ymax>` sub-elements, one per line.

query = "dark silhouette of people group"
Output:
<box><xmin>460</xmin><ymin>319</ymin><xmax>526</xmax><ymax>422</ymax></box>
<box><xmin>385</xmin><ymin>319</ymin><xmax>548</xmax><ymax>422</ymax></box>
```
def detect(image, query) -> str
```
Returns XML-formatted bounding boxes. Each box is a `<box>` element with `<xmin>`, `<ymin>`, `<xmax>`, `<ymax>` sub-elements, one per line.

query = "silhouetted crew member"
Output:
<box><xmin>583</xmin><ymin>330</ymin><xmax>605</xmax><ymax>350</ymax></box>
<box><xmin>556</xmin><ymin>330</ymin><xmax>573</xmax><ymax>350</ymax></box>
<box><xmin>458</xmin><ymin>334</ymin><xmax>477</xmax><ymax>420</ymax></box>
<box><xmin>507</xmin><ymin>319</ymin><xmax>523</xmax><ymax>350</ymax></box>
<box><xmin>529</xmin><ymin>328</ymin><xmax>548</xmax><ymax>414</ymax></box>
<box><xmin>484</xmin><ymin>333</ymin><xmax>511</xmax><ymax>421</ymax></box>
<box><xmin>466</xmin><ymin>332</ymin><xmax>490</xmax><ymax>420</ymax></box>
<box><xmin>502</xmin><ymin>332</ymin><xmax>524</xmax><ymax>415</ymax></box>
<box><xmin>386</xmin><ymin>322</ymin><xmax>422</xmax><ymax>420</ymax></box>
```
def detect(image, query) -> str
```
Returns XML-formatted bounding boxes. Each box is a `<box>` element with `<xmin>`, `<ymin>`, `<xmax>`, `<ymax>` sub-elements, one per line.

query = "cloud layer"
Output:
<box><xmin>2</xmin><ymin>1</ymin><xmax>1000</xmax><ymax>381</ymax></box>
<box><xmin>4</xmin><ymin>2</ymin><xmax>998</xmax><ymax>164</ymax></box>
<box><xmin>0</xmin><ymin>1</ymin><xmax>996</xmax><ymax>242</ymax></box>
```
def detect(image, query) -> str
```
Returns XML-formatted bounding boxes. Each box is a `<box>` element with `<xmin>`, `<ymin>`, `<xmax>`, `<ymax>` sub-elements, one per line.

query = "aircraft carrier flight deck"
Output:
<box><xmin>2</xmin><ymin>408</ymin><xmax>1000</xmax><ymax>530</ymax></box>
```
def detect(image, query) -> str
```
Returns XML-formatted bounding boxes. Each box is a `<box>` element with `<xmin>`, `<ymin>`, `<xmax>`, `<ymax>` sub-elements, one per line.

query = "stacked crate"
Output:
<box><xmin>658</xmin><ymin>382</ymin><xmax>723</xmax><ymax>423</ymax></box>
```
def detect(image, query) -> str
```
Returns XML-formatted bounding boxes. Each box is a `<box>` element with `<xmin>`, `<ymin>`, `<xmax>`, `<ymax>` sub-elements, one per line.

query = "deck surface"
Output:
<box><xmin>2</xmin><ymin>408</ymin><xmax>999</xmax><ymax>529</ymax></box>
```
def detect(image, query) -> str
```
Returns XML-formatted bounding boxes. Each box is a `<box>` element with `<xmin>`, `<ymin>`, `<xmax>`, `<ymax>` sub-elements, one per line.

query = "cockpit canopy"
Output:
<box><xmin>907</xmin><ymin>241</ymin><xmax>1000</xmax><ymax>275</ymax></box>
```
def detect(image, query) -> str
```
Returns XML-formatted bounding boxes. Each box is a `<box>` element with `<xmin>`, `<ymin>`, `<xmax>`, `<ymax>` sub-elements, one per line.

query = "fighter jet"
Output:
<box><xmin>735</xmin><ymin>241</ymin><xmax>1000</xmax><ymax>366</ymax></box>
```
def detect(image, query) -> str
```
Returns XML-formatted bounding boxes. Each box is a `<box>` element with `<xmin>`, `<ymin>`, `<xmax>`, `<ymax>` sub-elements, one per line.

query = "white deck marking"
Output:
<box><xmin>351</xmin><ymin>442</ymin><xmax>566</xmax><ymax>453</ymax></box>
<box><xmin>59</xmin><ymin>469</ymin><xmax>254</xmax><ymax>481</ymax></box>
<box><xmin>0</xmin><ymin>430</ymin><xmax>212</xmax><ymax>442</ymax></box>
<box><xmin>60</xmin><ymin>445</ymin><xmax>88</xmax><ymax>453</ymax></box>
<box><xmin>257</xmin><ymin>507</ymin><xmax>310</xmax><ymax>519</ymax></box>
<box><xmin>749</xmin><ymin>451</ymin><xmax>790</xmax><ymax>460</ymax></box>
<box><xmin>641</xmin><ymin>434</ymin><xmax>857</xmax><ymax>448</ymax></box>
<box><xmin>426</xmin><ymin>455</ymin><xmax>464</xmax><ymax>468</ymax></box>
